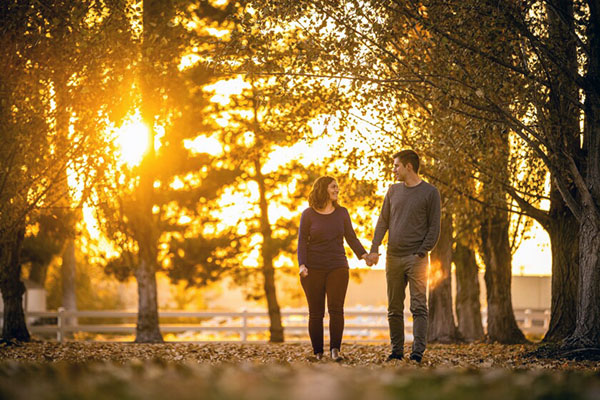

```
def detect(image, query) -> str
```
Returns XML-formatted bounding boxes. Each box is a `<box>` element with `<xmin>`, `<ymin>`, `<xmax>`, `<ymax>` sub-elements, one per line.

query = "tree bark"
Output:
<box><xmin>453</xmin><ymin>241</ymin><xmax>484</xmax><ymax>342</ymax></box>
<box><xmin>565</xmin><ymin>208</ymin><xmax>600</xmax><ymax>348</ymax></box>
<box><xmin>481</xmin><ymin>205</ymin><xmax>527</xmax><ymax>344</ymax></box>
<box><xmin>565</xmin><ymin>13</ymin><xmax>600</xmax><ymax>345</ymax></box>
<box><xmin>134</xmin><ymin>257</ymin><xmax>162</xmax><ymax>342</ymax></box>
<box><xmin>129</xmin><ymin>0</ymin><xmax>174</xmax><ymax>343</ymax></box>
<box><xmin>255</xmin><ymin>162</ymin><xmax>284</xmax><ymax>343</ymax></box>
<box><xmin>0</xmin><ymin>225</ymin><xmax>30</xmax><ymax>342</ymax></box>
<box><xmin>543</xmin><ymin>189</ymin><xmax>578</xmax><ymax>342</ymax></box>
<box><xmin>427</xmin><ymin>213</ymin><xmax>459</xmax><ymax>343</ymax></box>
<box><xmin>61</xmin><ymin>238</ymin><xmax>78</xmax><ymax>327</ymax></box>
<box><xmin>540</xmin><ymin>0</ymin><xmax>580</xmax><ymax>343</ymax></box>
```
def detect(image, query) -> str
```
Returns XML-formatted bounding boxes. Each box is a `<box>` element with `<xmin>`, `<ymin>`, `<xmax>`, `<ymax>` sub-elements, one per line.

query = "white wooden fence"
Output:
<box><xmin>22</xmin><ymin>308</ymin><xmax>550</xmax><ymax>342</ymax></box>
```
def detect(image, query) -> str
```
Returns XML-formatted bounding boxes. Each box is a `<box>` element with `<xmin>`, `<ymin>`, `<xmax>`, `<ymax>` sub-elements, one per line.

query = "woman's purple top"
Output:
<box><xmin>297</xmin><ymin>206</ymin><xmax>367</xmax><ymax>270</ymax></box>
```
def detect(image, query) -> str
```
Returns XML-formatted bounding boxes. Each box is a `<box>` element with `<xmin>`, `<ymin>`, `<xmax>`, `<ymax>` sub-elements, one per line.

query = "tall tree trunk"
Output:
<box><xmin>130</xmin><ymin>0</ymin><xmax>172</xmax><ymax>343</ymax></box>
<box><xmin>479</xmin><ymin>125</ymin><xmax>526</xmax><ymax>344</ymax></box>
<box><xmin>565</xmin><ymin>208</ymin><xmax>600</xmax><ymax>348</ymax></box>
<box><xmin>61</xmin><ymin>238</ymin><xmax>78</xmax><ymax>327</ymax></box>
<box><xmin>133</xmin><ymin>123</ymin><xmax>163</xmax><ymax>343</ymax></box>
<box><xmin>427</xmin><ymin>213</ymin><xmax>459</xmax><ymax>343</ymax></box>
<box><xmin>53</xmin><ymin>48</ymin><xmax>79</xmax><ymax>328</ymax></box>
<box><xmin>481</xmin><ymin>206</ymin><xmax>527</xmax><ymax>343</ymax></box>
<box><xmin>249</xmin><ymin>75</ymin><xmax>284</xmax><ymax>343</ymax></box>
<box><xmin>454</xmin><ymin>241</ymin><xmax>484</xmax><ymax>342</ymax></box>
<box><xmin>543</xmin><ymin>189</ymin><xmax>578</xmax><ymax>342</ymax></box>
<box><xmin>541</xmin><ymin>0</ymin><xmax>580</xmax><ymax>343</ymax></box>
<box><xmin>566</xmin><ymin>8</ymin><xmax>600</xmax><ymax>346</ymax></box>
<box><xmin>0</xmin><ymin>225</ymin><xmax>30</xmax><ymax>342</ymax></box>
<box><xmin>134</xmin><ymin>257</ymin><xmax>162</xmax><ymax>342</ymax></box>
<box><xmin>255</xmin><ymin>162</ymin><xmax>284</xmax><ymax>343</ymax></box>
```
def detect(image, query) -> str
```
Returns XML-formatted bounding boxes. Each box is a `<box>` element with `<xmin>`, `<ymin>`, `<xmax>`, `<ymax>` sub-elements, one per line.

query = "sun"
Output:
<box><xmin>115</xmin><ymin>115</ymin><xmax>150</xmax><ymax>167</ymax></box>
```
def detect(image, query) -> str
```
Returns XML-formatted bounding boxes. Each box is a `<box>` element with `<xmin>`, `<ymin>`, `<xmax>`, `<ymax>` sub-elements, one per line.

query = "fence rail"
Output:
<box><xmin>23</xmin><ymin>308</ymin><xmax>550</xmax><ymax>343</ymax></box>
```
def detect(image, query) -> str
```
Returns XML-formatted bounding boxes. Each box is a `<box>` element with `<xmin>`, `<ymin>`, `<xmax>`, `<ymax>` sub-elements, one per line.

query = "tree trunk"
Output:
<box><xmin>129</xmin><ymin>0</ymin><xmax>173</xmax><ymax>343</ymax></box>
<box><xmin>541</xmin><ymin>0</ymin><xmax>580</xmax><ymax>343</ymax></box>
<box><xmin>262</xmin><ymin>256</ymin><xmax>285</xmax><ymax>343</ymax></box>
<box><xmin>543</xmin><ymin>189</ymin><xmax>578</xmax><ymax>342</ymax></box>
<box><xmin>454</xmin><ymin>241</ymin><xmax>484</xmax><ymax>342</ymax></box>
<box><xmin>481</xmin><ymin>208</ymin><xmax>527</xmax><ymax>344</ymax></box>
<box><xmin>0</xmin><ymin>225</ymin><xmax>30</xmax><ymax>342</ymax></box>
<box><xmin>61</xmin><ymin>238</ymin><xmax>78</xmax><ymax>327</ymax></box>
<box><xmin>28</xmin><ymin>262</ymin><xmax>48</xmax><ymax>287</ymax></box>
<box><xmin>255</xmin><ymin>162</ymin><xmax>284</xmax><ymax>343</ymax></box>
<box><xmin>427</xmin><ymin>213</ymin><xmax>459</xmax><ymax>343</ymax></box>
<box><xmin>52</xmin><ymin>46</ymin><xmax>80</xmax><ymax>328</ymax></box>
<box><xmin>564</xmin><ymin>208</ymin><xmax>600</xmax><ymax>348</ymax></box>
<box><xmin>565</xmin><ymin>16</ymin><xmax>600</xmax><ymax>345</ymax></box>
<box><xmin>134</xmin><ymin>257</ymin><xmax>163</xmax><ymax>342</ymax></box>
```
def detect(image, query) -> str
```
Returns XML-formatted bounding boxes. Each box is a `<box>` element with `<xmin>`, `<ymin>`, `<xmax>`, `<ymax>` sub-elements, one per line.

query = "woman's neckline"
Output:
<box><xmin>312</xmin><ymin>206</ymin><xmax>337</xmax><ymax>215</ymax></box>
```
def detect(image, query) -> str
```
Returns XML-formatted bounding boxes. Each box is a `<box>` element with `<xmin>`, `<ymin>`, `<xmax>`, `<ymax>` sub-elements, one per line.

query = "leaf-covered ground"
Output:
<box><xmin>1</xmin><ymin>343</ymin><xmax>599</xmax><ymax>399</ymax></box>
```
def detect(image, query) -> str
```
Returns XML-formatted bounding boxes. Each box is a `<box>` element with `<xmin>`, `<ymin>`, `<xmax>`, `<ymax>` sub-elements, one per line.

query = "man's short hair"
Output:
<box><xmin>393</xmin><ymin>150</ymin><xmax>420</xmax><ymax>173</ymax></box>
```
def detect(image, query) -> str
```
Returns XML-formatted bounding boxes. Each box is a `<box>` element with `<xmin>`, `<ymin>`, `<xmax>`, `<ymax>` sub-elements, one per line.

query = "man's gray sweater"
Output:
<box><xmin>370</xmin><ymin>181</ymin><xmax>441</xmax><ymax>257</ymax></box>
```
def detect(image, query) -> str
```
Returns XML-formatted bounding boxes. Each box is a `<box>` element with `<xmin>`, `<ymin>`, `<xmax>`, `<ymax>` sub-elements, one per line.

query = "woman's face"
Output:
<box><xmin>327</xmin><ymin>180</ymin><xmax>339</xmax><ymax>202</ymax></box>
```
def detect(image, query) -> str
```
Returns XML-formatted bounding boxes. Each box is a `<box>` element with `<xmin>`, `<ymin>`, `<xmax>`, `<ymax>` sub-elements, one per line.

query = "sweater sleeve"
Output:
<box><xmin>370</xmin><ymin>187</ymin><xmax>391</xmax><ymax>254</ymax></box>
<box><xmin>342</xmin><ymin>208</ymin><xmax>367</xmax><ymax>259</ymax></box>
<box><xmin>297</xmin><ymin>210</ymin><xmax>310</xmax><ymax>267</ymax></box>
<box><xmin>416</xmin><ymin>187</ymin><xmax>442</xmax><ymax>254</ymax></box>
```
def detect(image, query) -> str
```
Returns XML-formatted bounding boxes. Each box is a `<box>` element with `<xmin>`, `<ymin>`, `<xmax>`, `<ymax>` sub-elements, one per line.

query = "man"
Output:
<box><xmin>368</xmin><ymin>150</ymin><xmax>441</xmax><ymax>363</ymax></box>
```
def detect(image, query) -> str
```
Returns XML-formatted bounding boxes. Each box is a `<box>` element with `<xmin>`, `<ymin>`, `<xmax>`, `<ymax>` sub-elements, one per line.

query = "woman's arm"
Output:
<box><xmin>297</xmin><ymin>210</ymin><xmax>311</xmax><ymax>269</ymax></box>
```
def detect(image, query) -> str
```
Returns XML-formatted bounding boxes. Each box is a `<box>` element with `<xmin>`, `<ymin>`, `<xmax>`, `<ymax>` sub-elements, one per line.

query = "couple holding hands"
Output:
<box><xmin>297</xmin><ymin>149</ymin><xmax>441</xmax><ymax>363</ymax></box>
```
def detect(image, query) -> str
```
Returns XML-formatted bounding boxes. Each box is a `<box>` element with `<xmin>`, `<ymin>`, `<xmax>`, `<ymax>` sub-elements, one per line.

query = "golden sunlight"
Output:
<box><xmin>427</xmin><ymin>260</ymin><xmax>446</xmax><ymax>290</ymax></box>
<box><xmin>115</xmin><ymin>114</ymin><xmax>150</xmax><ymax>167</ymax></box>
<box><xmin>184</xmin><ymin>135</ymin><xmax>223</xmax><ymax>155</ymax></box>
<box><xmin>204</xmin><ymin>76</ymin><xmax>251</xmax><ymax>106</ymax></box>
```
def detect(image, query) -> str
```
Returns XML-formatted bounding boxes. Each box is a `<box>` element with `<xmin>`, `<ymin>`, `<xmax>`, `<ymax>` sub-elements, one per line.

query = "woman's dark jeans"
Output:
<box><xmin>300</xmin><ymin>267</ymin><xmax>349</xmax><ymax>354</ymax></box>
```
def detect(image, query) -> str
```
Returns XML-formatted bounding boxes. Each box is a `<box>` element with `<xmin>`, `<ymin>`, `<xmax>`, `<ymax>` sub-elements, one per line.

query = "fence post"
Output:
<box><xmin>57</xmin><ymin>307</ymin><xmax>65</xmax><ymax>343</ymax></box>
<box><xmin>523</xmin><ymin>309</ymin><xmax>532</xmax><ymax>328</ymax></box>
<box><xmin>241</xmin><ymin>309</ymin><xmax>248</xmax><ymax>342</ymax></box>
<box><xmin>543</xmin><ymin>309</ymin><xmax>551</xmax><ymax>329</ymax></box>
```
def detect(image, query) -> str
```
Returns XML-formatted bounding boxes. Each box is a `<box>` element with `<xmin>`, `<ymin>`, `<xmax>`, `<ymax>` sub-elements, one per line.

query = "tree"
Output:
<box><xmin>246</xmin><ymin>0</ymin><xmax>598</xmax><ymax>348</ymax></box>
<box><xmin>1</xmin><ymin>0</ymin><xmax>130</xmax><ymax>341</ymax></box>
<box><xmin>389</xmin><ymin>0</ymin><xmax>599</xmax><ymax>349</ymax></box>
<box><xmin>21</xmin><ymin>210</ymin><xmax>72</xmax><ymax>288</ymax></box>
<box><xmin>453</xmin><ymin>241</ymin><xmax>484</xmax><ymax>342</ymax></box>
<box><xmin>95</xmin><ymin>0</ymin><xmax>247</xmax><ymax>342</ymax></box>
<box><xmin>427</xmin><ymin>212</ymin><xmax>460</xmax><ymax>343</ymax></box>
<box><xmin>198</xmin><ymin>15</ymin><xmax>362</xmax><ymax>339</ymax></box>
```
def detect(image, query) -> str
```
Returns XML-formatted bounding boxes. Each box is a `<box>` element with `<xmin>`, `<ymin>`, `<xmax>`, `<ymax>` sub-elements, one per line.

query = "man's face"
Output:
<box><xmin>393</xmin><ymin>158</ymin><xmax>408</xmax><ymax>181</ymax></box>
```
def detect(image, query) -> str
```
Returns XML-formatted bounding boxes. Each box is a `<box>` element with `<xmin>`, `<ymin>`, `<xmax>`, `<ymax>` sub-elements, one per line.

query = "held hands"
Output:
<box><xmin>362</xmin><ymin>253</ymin><xmax>380</xmax><ymax>267</ymax></box>
<box><xmin>299</xmin><ymin>264</ymin><xmax>308</xmax><ymax>278</ymax></box>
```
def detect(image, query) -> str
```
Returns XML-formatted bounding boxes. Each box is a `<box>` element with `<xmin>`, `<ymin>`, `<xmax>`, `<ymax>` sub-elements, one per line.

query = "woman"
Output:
<box><xmin>297</xmin><ymin>176</ymin><xmax>371</xmax><ymax>361</ymax></box>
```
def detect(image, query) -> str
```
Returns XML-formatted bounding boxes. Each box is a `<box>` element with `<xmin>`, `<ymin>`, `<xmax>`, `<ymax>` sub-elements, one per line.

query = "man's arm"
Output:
<box><xmin>370</xmin><ymin>188</ymin><xmax>391</xmax><ymax>255</ymax></box>
<box><xmin>416</xmin><ymin>188</ymin><xmax>441</xmax><ymax>255</ymax></box>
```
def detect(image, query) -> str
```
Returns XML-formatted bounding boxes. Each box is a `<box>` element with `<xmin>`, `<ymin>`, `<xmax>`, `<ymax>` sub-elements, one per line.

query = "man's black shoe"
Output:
<box><xmin>386</xmin><ymin>352</ymin><xmax>403</xmax><ymax>361</ymax></box>
<box><xmin>409</xmin><ymin>353</ymin><xmax>422</xmax><ymax>363</ymax></box>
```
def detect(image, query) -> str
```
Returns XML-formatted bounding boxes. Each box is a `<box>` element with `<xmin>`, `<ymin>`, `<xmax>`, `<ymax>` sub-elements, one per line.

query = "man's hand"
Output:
<box><xmin>299</xmin><ymin>265</ymin><xmax>308</xmax><ymax>278</ymax></box>
<box><xmin>366</xmin><ymin>253</ymin><xmax>380</xmax><ymax>266</ymax></box>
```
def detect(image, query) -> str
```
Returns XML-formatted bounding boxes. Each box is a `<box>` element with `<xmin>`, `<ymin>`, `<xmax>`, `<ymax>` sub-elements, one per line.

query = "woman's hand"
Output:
<box><xmin>362</xmin><ymin>253</ymin><xmax>378</xmax><ymax>267</ymax></box>
<box><xmin>299</xmin><ymin>265</ymin><xmax>308</xmax><ymax>278</ymax></box>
